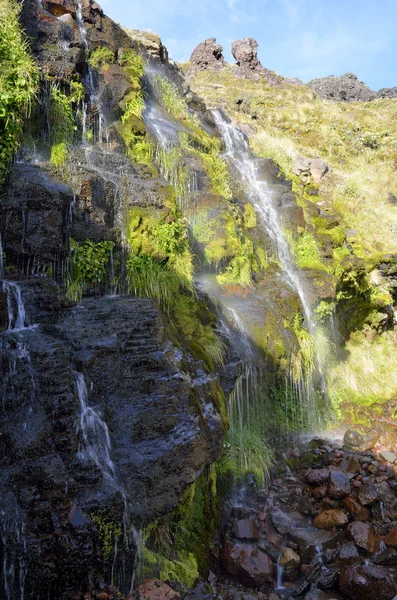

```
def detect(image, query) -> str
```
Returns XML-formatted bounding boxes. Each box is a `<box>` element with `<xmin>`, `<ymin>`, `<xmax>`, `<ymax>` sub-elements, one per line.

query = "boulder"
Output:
<box><xmin>189</xmin><ymin>38</ymin><xmax>225</xmax><ymax>72</ymax></box>
<box><xmin>291</xmin><ymin>529</ymin><xmax>343</xmax><ymax>559</ymax></box>
<box><xmin>307</xmin><ymin>468</ymin><xmax>331</xmax><ymax>486</ymax></box>
<box><xmin>313</xmin><ymin>510</ymin><xmax>348</xmax><ymax>530</ymax></box>
<box><xmin>220</xmin><ymin>540</ymin><xmax>275</xmax><ymax>587</ymax></box>
<box><xmin>130</xmin><ymin>579</ymin><xmax>181</xmax><ymax>599</ymax></box>
<box><xmin>307</xmin><ymin>73</ymin><xmax>376</xmax><ymax>102</ymax></box>
<box><xmin>343</xmin><ymin>430</ymin><xmax>364</xmax><ymax>449</ymax></box>
<box><xmin>234</xmin><ymin>519</ymin><xmax>260</xmax><ymax>541</ymax></box>
<box><xmin>327</xmin><ymin>471</ymin><xmax>351</xmax><ymax>499</ymax></box>
<box><xmin>232</xmin><ymin>37</ymin><xmax>260</xmax><ymax>67</ymax></box>
<box><xmin>347</xmin><ymin>521</ymin><xmax>382</xmax><ymax>554</ymax></box>
<box><xmin>339</xmin><ymin>564</ymin><xmax>397</xmax><ymax>600</ymax></box>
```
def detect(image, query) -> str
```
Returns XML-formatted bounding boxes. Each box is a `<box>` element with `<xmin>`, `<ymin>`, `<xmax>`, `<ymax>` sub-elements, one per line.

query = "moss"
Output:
<box><xmin>91</xmin><ymin>509</ymin><xmax>121</xmax><ymax>564</ymax></box>
<box><xmin>293</xmin><ymin>231</ymin><xmax>330</xmax><ymax>272</ymax></box>
<box><xmin>49</xmin><ymin>85</ymin><xmax>75</xmax><ymax>167</ymax></box>
<box><xmin>67</xmin><ymin>239</ymin><xmax>114</xmax><ymax>300</ymax></box>
<box><xmin>243</xmin><ymin>202</ymin><xmax>256</xmax><ymax>228</ymax></box>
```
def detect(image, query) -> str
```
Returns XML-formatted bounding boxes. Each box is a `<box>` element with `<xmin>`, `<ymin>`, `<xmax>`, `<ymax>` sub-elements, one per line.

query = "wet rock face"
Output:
<box><xmin>220</xmin><ymin>540</ymin><xmax>275</xmax><ymax>587</ymax></box>
<box><xmin>307</xmin><ymin>73</ymin><xmax>376</xmax><ymax>102</ymax></box>
<box><xmin>0</xmin><ymin>292</ymin><xmax>227</xmax><ymax>598</ymax></box>
<box><xmin>189</xmin><ymin>38</ymin><xmax>226</xmax><ymax>72</ymax></box>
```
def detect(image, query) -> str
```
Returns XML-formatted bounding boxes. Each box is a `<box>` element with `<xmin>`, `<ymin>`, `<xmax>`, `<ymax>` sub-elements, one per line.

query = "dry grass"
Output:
<box><xmin>190</xmin><ymin>67</ymin><xmax>397</xmax><ymax>256</ymax></box>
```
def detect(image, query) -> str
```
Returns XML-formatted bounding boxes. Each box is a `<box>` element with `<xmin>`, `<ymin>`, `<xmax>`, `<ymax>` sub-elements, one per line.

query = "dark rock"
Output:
<box><xmin>339</xmin><ymin>563</ymin><xmax>397</xmax><ymax>600</ymax></box>
<box><xmin>291</xmin><ymin>530</ymin><xmax>343</xmax><ymax>559</ymax></box>
<box><xmin>305</xmin><ymin>591</ymin><xmax>343</xmax><ymax>600</ymax></box>
<box><xmin>279</xmin><ymin>547</ymin><xmax>300</xmax><ymax>570</ymax></box>
<box><xmin>327</xmin><ymin>471</ymin><xmax>351</xmax><ymax>499</ymax></box>
<box><xmin>220</xmin><ymin>540</ymin><xmax>275</xmax><ymax>587</ymax></box>
<box><xmin>307</xmin><ymin>469</ymin><xmax>331</xmax><ymax>486</ymax></box>
<box><xmin>234</xmin><ymin>519</ymin><xmax>260</xmax><ymax>541</ymax></box>
<box><xmin>308</xmin><ymin>73</ymin><xmax>376</xmax><ymax>102</ymax></box>
<box><xmin>373</xmin><ymin>547</ymin><xmax>397</xmax><ymax>566</ymax></box>
<box><xmin>231</xmin><ymin>38</ymin><xmax>282</xmax><ymax>85</ymax></box>
<box><xmin>271</xmin><ymin>509</ymin><xmax>293</xmax><ymax>535</ymax></box>
<box><xmin>357</xmin><ymin>482</ymin><xmax>379</xmax><ymax>505</ymax></box>
<box><xmin>347</xmin><ymin>521</ymin><xmax>382</xmax><ymax>554</ymax></box>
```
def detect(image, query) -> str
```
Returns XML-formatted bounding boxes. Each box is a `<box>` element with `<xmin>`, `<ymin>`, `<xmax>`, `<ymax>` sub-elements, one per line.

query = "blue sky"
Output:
<box><xmin>102</xmin><ymin>0</ymin><xmax>397</xmax><ymax>90</ymax></box>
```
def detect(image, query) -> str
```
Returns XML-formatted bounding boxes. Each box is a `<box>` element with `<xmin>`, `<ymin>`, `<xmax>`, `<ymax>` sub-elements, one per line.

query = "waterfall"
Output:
<box><xmin>2</xmin><ymin>282</ymin><xmax>27</xmax><ymax>332</ymax></box>
<box><xmin>1</xmin><ymin>500</ymin><xmax>27</xmax><ymax>600</ymax></box>
<box><xmin>0</xmin><ymin>234</ymin><xmax>4</xmax><ymax>281</ymax></box>
<box><xmin>74</xmin><ymin>371</ymin><xmax>116</xmax><ymax>479</ymax></box>
<box><xmin>73</xmin><ymin>371</ymin><xmax>141</xmax><ymax>593</ymax></box>
<box><xmin>74</xmin><ymin>0</ymin><xmax>106</xmax><ymax>143</ymax></box>
<box><xmin>212</xmin><ymin>110</ymin><xmax>330</xmax><ymax>428</ymax></box>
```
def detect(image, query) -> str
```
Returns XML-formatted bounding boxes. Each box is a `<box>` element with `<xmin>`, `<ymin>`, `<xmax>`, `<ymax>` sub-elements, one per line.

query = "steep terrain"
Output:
<box><xmin>1</xmin><ymin>1</ymin><xmax>397</xmax><ymax>599</ymax></box>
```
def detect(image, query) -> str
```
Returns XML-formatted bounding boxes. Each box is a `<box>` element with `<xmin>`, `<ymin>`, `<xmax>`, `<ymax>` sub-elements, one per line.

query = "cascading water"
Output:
<box><xmin>74</xmin><ymin>0</ymin><xmax>106</xmax><ymax>143</ymax></box>
<box><xmin>1</xmin><ymin>500</ymin><xmax>27</xmax><ymax>600</ymax></box>
<box><xmin>2</xmin><ymin>281</ymin><xmax>27</xmax><ymax>332</ymax></box>
<box><xmin>73</xmin><ymin>371</ymin><xmax>141</xmax><ymax>593</ymax></box>
<box><xmin>212</xmin><ymin>110</ymin><xmax>329</xmax><ymax>429</ymax></box>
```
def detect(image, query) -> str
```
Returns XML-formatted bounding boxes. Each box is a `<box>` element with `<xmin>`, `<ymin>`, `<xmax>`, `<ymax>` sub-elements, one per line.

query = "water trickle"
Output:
<box><xmin>73</xmin><ymin>371</ymin><xmax>141</xmax><ymax>591</ymax></box>
<box><xmin>2</xmin><ymin>282</ymin><xmax>27</xmax><ymax>331</ymax></box>
<box><xmin>73</xmin><ymin>371</ymin><xmax>116</xmax><ymax>479</ymax></box>
<box><xmin>0</xmin><ymin>500</ymin><xmax>27</xmax><ymax>600</ymax></box>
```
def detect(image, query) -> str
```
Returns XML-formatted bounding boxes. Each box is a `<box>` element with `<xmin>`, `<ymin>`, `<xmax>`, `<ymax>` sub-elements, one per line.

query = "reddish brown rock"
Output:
<box><xmin>343</xmin><ymin>497</ymin><xmax>370</xmax><ymax>521</ymax></box>
<box><xmin>347</xmin><ymin>521</ymin><xmax>382</xmax><ymax>554</ymax></box>
<box><xmin>313</xmin><ymin>485</ymin><xmax>327</xmax><ymax>499</ymax></box>
<box><xmin>339</xmin><ymin>563</ymin><xmax>397</xmax><ymax>600</ymax></box>
<box><xmin>385</xmin><ymin>524</ymin><xmax>397</xmax><ymax>547</ymax></box>
<box><xmin>327</xmin><ymin>471</ymin><xmax>351</xmax><ymax>499</ymax></box>
<box><xmin>234</xmin><ymin>519</ymin><xmax>260</xmax><ymax>541</ymax></box>
<box><xmin>313</xmin><ymin>510</ymin><xmax>348</xmax><ymax>530</ymax></box>
<box><xmin>129</xmin><ymin>579</ymin><xmax>181</xmax><ymax>599</ymax></box>
<box><xmin>220</xmin><ymin>540</ymin><xmax>275</xmax><ymax>586</ymax></box>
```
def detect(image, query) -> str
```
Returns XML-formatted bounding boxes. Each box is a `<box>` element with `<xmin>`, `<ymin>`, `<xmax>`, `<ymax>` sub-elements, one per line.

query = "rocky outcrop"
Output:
<box><xmin>307</xmin><ymin>73</ymin><xmax>376</xmax><ymax>102</ymax></box>
<box><xmin>231</xmin><ymin>37</ymin><xmax>282</xmax><ymax>85</ymax></box>
<box><xmin>189</xmin><ymin>38</ymin><xmax>226</xmax><ymax>73</ymax></box>
<box><xmin>123</xmin><ymin>28</ymin><xmax>168</xmax><ymax>61</ymax></box>
<box><xmin>377</xmin><ymin>87</ymin><xmax>397</xmax><ymax>99</ymax></box>
<box><xmin>293</xmin><ymin>156</ymin><xmax>329</xmax><ymax>183</ymax></box>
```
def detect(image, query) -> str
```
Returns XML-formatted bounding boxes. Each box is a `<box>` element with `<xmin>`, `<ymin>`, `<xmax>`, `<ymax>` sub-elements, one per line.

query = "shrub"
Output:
<box><xmin>0</xmin><ymin>0</ymin><xmax>38</xmax><ymax>183</ymax></box>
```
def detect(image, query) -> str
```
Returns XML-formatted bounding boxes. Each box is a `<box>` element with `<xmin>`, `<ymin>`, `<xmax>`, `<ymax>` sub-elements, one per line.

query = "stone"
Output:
<box><xmin>379</xmin><ymin>451</ymin><xmax>397</xmax><ymax>464</ymax></box>
<box><xmin>313</xmin><ymin>510</ymin><xmax>348</xmax><ymax>530</ymax></box>
<box><xmin>271</xmin><ymin>509</ymin><xmax>293</xmax><ymax>535</ymax></box>
<box><xmin>343</xmin><ymin>497</ymin><xmax>369</xmax><ymax>521</ymax></box>
<box><xmin>347</xmin><ymin>521</ymin><xmax>382</xmax><ymax>554</ymax></box>
<box><xmin>360</xmin><ymin>430</ymin><xmax>381</xmax><ymax>451</ymax></box>
<box><xmin>234</xmin><ymin>519</ymin><xmax>260</xmax><ymax>541</ymax></box>
<box><xmin>373</xmin><ymin>547</ymin><xmax>397</xmax><ymax>566</ymax></box>
<box><xmin>377</xmin><ymin>87</ymin><xmax>397</xmax><ymax>99</ymax></box>
<box><xmin>305</xmin><ymin>591</ymin><xmax>343</xmax><ymax>600</ymax></box>
<box><xmin>308</xmin><ymin>73</ymin><xmax>376</xmax><ymax>102</ymax></box>
<box><xmin>232</xmin><ymin>37</ymin><xmax>259</xmax><ymax>66</ymax></box>
<box><xmin>343</xmin><ymin>430</ymin><xmax>364</xmax><ymax>448</ymax></box>
<box><xmin>357</xmin><ymin>482</ymin><xmax>379</xmax><ymax>505</ymax></box>
<box><xmin>189</xmin><ymin>38</ymin><xmax>225</xmax><ymax>72</ymax></box>
<box><xmin>291</xmin><ymin>529</ymin><xmax>343</xmax><ymax>559</ymax></box>
<box><xmin>337</xmin><ymin>542</ymin><xmax>360</xmax><ymax>565</ymax></box>
<box><xmin>279</xmin><ymin>547</ymin><xmax>300</xmax><ymax>569</ymax></box>
<box><xmin>230</xmin><ymin>38</ymin><xmax>282</xmax><ymax>85</ymax></box>
<box><xmin>384</xmin><ymin>524</ymin><xmax>397</xmax><ymax>547</ymax></box>
<box><xmin>344</xmin><ymin>457</ymin><xmax>360</xmax><ymax>474</ymax></box>
<box><xmin>339</xmin><ymin>564</ymin><xmax>397</xmax><ymax>600</ymax></box>
<box><xmin>130</xmin><ymin>579</ymin><xmax>181</xmax><ymax>599</ymax></box>
<box><xmin>220</xmin><ymin>540</ymin><xmax>275</xmax><ymax>587</ymax></box>
<box><xmin>293</xmin><ymin>156</ymin><xmax>311</xmax><ymax>178</ymax></box>
<box><xmin>327</xmin><ymin>471</ymin><xmax>351</xmax><ymax>499</ymax></box>
<box><xmin>310</xmin><ymin>158</ymin><xmax>329</xmax><ymax>183</ymax></box>
<box><xmin>307</xmin><ymin>468</ymin><xmax>331</xmax><ymax>486</ymax></box>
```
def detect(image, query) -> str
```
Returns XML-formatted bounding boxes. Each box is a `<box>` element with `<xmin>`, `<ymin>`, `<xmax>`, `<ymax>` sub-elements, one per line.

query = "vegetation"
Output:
<box><xmin>0</xmin><ymin>0</ymin><xmax>38</xmax><ymax>183</ymax></box>
<box><xmin>67</xmin><ymin>239</ymin><xmax>115</xmax><ymax>301</ymax></box>
<box><xmin>49</xmin><ymin>85</ymin><xmax>75</xmax><ymax>167</ymax></box>
<box><xmin>191</xmin><ymin>67</ymin><xmax>397</xmax><ymax>257</ymax></box>
<box><xmin>88</xmin><ymin>46</ymin><xmax>115</xmax><ymax>70</ymax></box>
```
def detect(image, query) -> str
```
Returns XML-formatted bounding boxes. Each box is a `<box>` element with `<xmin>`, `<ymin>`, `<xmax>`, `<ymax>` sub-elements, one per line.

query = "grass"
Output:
<box><xmin>190</xmin><ymin>67</ymin><xmax>397</xmax><ymax>257</ymax></box>
<box><xmin>88</xmin><ymin>46</ymin><xmax>115</xmax><ymax>70</ymax></box>
<box><xmin>328</xmin><ymin>329</ymin><xmax>397</xmax><ymax>410</ymax></box>
<box><xmin>0</xmin><ymin>0</ymin><xmax>38</xmax><ymax>183</ymax></box>
<box><xmin>49</xmin><ymin>85</ymin><xmax>75</xmax><ymax>166</ymax></box>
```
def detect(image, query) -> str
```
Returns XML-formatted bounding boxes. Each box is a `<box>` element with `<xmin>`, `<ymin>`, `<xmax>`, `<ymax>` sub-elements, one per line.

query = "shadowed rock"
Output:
<box><xmin>339</xmin><ymin>563</ymin><xmax>397</xmax><ymax>600</ymax></box>
<box><xmin>307</xmin><ymin>73</ymin><xmax>375</xmax><ymax>102</ymax></box>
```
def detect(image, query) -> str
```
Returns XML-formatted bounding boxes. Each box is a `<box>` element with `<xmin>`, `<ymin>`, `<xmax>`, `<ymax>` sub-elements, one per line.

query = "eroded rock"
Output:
<box><xmin>220</xmin><ymin>540</ymin><xmax>275</xmax><ymax>587</ymax></box>
<box><xmin>339</xmin><ymin>563</ymin><xmax>397</xmax><ymax>600</ymax></box>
